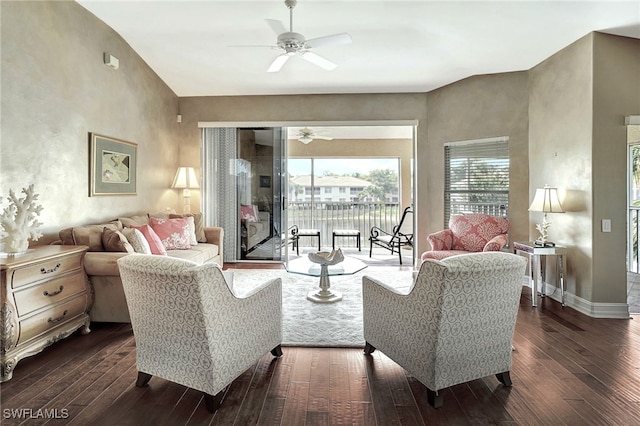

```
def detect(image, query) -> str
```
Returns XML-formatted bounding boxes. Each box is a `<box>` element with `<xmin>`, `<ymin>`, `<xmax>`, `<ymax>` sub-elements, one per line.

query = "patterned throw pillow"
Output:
<box><xmin>149</xmin><ymin>217</ymin><xmax>192</xmax><ymax>250</ymax></box>
<box><xmin>131</xmin><ymin>224</ymin><xmax>168</xmax><ymax>255</ymax></box>
<box><xmin>122</xmin><ymin>228</ymin><xmax>152</xmax><ymax>255</ymax></box>
<box><xmin>240</xmin><ymin>205</ymin><xmax>259</xmax><ymax>222</ymax></box>
<box><xmin>169</xmin><ymin>214</ymin><xmax>199</xmax><ymax>245</ymax></box>
<box><xmin>102</xmin><ymin>228</ymin><xmax>135</xmax><ymax>253</ymax></box>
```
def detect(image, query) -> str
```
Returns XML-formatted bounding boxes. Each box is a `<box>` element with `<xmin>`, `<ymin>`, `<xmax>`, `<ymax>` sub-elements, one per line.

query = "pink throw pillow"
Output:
<box><xmin>240</xmin><ymin>205</ymin><xmax>259</xmax><ymax>222</ymax></box>
<box><xmin>150</xmin><ymin>217</ymin><xmax>192</xmax><ymax>250</ymax></box>
<box><xmin>131</xmin><ymin>224</ymin><xmax>168</xmax><ymax>255</ymax></box>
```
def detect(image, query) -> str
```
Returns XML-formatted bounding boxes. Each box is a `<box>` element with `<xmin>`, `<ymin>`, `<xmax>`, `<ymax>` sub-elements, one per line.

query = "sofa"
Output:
<box><xmin>55</xmin><ymin>212</ymin><xmax>223</xmax><ymax>323</ymax></box>
<box><xmin>240</xmin><ymin>205</ymin><xmax>271</xmax><ymax>252</ymax></box>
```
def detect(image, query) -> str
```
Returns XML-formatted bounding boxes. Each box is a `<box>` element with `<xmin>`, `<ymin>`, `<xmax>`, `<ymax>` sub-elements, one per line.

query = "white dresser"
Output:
<box><xmin>1</xmin><ymin>245</ymin><xmax>92</xmax><ymax>382</ymax></box>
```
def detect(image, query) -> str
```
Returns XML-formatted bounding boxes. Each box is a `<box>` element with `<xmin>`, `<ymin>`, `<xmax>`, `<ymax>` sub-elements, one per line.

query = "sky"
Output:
<box><xmin>288</xmin><ymin>158</ymin><xmax>399</xmax><ymax>177</ymax></box>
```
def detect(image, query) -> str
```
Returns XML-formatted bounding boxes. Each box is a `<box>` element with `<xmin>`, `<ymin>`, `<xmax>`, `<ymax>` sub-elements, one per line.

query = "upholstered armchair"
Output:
<box><xmin>362</xmin><ymin>252</ymin><xmax>527</xmax><ymax>408</ymax></box>
<box><xmin>117</xmin><ymin>255</ymin><xmax>283</xmax><ymax>413</ymax></box>
<box><xmin>421</xmin><ymin>213</ymin><xmax>509</xmax><ymax>261</ymax></box>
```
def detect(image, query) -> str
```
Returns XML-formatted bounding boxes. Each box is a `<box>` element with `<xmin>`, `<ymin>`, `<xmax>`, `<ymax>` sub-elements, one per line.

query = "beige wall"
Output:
<box><xmin>0</xmin><ymin>1</ymin><xmax>181</xmax><ymax>244</ymax></box>
<box><xmin>592</xmin><ymin>33</ymin><xmax>640</xmax><ymax>303</ymax></box>
<box><xmin>424</xmin><ymin>71</ymin><xmax>530</xmax><ymax>246</ymax></box>
<box><xmin>529</xmin><ymin>33</ymin><xmax>640</xmax><ymax>307</ymax></box>
<box><xmin>529</xmin><ymin>34</ymin><xmax>595</xmax><ymax>301</ymax></box>
<box><xmin>288</xmin><ymin>137</ymin><xmax>413</xmax><ymax>212</ymax></box>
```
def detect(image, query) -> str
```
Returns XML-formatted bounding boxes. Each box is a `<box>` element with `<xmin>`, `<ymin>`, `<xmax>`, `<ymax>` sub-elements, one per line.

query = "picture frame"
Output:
<box><xmin>260</xmin><ymin>175</ymin><xmax>271</xmax><ymax>188</ymax></box>
<box><xmin>90</xmin><ymin>133</ymin><xmax>137</xmax><ymax>196</ymax></box>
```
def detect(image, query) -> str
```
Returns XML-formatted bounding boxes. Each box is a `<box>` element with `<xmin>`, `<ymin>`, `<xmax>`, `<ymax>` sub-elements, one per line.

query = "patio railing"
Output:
<box><xmin>285</xmin><ymin>201</ymin><xmax>509</xmax><ymax>249</ymax></box>
<box><xmin>286</xmin><ymin>202</ymin><xmax>403</xmax><ymax>249</ymax></box>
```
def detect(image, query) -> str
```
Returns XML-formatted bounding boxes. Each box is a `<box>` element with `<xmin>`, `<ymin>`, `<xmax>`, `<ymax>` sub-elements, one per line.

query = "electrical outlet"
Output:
<box><xmin>602</xmin><ymin>219</ymin><xmax>611</xmax><ymax>233</ymax></box>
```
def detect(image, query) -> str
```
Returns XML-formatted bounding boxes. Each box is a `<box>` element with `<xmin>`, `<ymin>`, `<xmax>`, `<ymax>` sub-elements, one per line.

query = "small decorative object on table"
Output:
<box><xmin>0</xmin><ymin>184</ymin><xmax>43</xmax><ymax>256</ymax></box>
<box><xmin>307</xmin><ymin>248</ymin><xmax>345</xmax><ymax>303</ymax></box>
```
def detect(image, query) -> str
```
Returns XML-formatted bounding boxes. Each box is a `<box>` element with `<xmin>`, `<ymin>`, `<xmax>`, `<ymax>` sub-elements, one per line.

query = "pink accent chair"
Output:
<box><xmin>421</xmin><ymin>214</ymin><xmax>509</xmax><ymax>261</ymax></box>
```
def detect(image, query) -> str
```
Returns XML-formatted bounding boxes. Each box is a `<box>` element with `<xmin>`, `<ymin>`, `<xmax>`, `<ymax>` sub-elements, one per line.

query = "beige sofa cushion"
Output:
<box><xmin>84</xmin><ymin>243</ymin><xmax>220</xmax><ymax>276</ymax></box>
<box><xmin>72</xmin><ymin>221</ymin><xmax>123</xmax><ymax>252</ymax></box>
<box><xmin>166</xmin><ymin>243</ymin><xmax>219</xmax><ymax>264</ymax></box>
<box><xmin>118</xmin><ymin>214</ymin><xmax>149</xmax><ymax>227</ymax></box>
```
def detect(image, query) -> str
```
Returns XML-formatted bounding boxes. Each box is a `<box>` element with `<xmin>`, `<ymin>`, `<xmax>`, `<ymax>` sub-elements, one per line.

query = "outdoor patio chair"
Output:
<box><xmin>282</xmin><ymin>225</ymin><xmax>299</xmax><ymax>253</ymax></box>
<box><xmin>368</xmin><ymin>206</ymin><xmax>414</xmax><ymax>265</ymax></box>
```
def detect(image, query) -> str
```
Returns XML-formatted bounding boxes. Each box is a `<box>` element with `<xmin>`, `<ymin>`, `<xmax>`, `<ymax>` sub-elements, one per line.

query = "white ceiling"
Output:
<box><xmin>77</xmin><ymin>1</ymin><xmax>640</xmax><ymax>97</ymax></box>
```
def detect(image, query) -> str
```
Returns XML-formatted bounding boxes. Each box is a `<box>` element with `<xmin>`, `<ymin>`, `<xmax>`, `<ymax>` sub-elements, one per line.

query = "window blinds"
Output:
<box><xmin>444</xmin><ymin>138</ymin><xmax>509</xmax><ymax>227</ymax></box>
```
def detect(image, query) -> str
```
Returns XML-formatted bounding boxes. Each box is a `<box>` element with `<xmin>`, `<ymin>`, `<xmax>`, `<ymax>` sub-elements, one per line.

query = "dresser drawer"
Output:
<box><xmin>11</xmin><ymin>252</ymin><xmax>84</xmax><ymax>288</ymax></box>
<box><xmin>13</xmin><ymin>271</ymin><xmax>87</xmax><ymax>317</ymax></box>
<box><xmin>17</xmin><ymin>294</ymin><xmax>89</xmax><ymax>346</ymax></box>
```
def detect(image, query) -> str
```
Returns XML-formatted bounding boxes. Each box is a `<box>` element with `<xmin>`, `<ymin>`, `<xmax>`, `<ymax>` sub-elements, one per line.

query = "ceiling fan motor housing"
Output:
<box><xmin>277</xmin><ymin>32</ymin><xmax>306</xmax><ymax>53</ymax></box>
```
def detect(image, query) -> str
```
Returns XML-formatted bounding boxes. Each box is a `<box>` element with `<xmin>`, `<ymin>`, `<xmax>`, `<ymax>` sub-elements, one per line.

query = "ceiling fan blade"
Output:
<box><xmin>301</xmin><ymin>51</ymin><xmax>336</xmax><ymax>71</ymax></box>
<box><xmin>268</xmin><ymin>54</ymin><xmax>290</xmax><ymax>73</ymax></box>
<box><xmin>314</xmin><ymin>136</ymin><xmax>334</xmax><ymax>140</ymax></box>
<box><xmin>266</xmin><ymin>19</ymin><xmax>287</xmax><ymax>35</ymax></box>
<box><xmin>305</xmin><ymin>33</ymin><xmax>352</xmax><ymax>49</ymax></box>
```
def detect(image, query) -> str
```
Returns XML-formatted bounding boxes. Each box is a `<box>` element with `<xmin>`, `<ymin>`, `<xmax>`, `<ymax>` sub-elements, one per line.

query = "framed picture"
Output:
<box><xmin>260</xmin><ymin>175</ymin><xmax>271</xmax><ymax>188</ymax></box>
<box><xmin>90</xmin><ymin>133</ymin><xmax>137</xmax><ymax>196</ymax></box>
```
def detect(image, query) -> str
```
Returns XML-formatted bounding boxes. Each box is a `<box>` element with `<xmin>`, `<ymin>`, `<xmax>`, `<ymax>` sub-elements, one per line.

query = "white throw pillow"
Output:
<box><xmin>186</xmin><ymin>216</ymin><xmax>198</xmax><ymax>245</ymax></box>
<box><xmin>122</xmin><ymin>228</ymin><xmax>152</xmax><ymax>255</ymax></box>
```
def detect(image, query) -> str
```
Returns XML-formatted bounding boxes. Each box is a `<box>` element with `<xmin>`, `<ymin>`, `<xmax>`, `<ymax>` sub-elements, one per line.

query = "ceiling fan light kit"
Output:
<box><xmin>260</xmin><ymin>0</ymin><xmax>351</xmax><ymax>73</ymax></box>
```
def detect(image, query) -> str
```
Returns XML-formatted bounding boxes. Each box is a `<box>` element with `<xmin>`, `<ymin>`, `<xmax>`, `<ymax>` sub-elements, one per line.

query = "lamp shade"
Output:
<box><xmin>171</xmin><ymin>167</ymin><xmax>199</xmax><ymax>189</ymax></box>
<box><xmin>528</xmin><ymin>186</ymin><xmax>564</xmax><ymax>213</ymax></box>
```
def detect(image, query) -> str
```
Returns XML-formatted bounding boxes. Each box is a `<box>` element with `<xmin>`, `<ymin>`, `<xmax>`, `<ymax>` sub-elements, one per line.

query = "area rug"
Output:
<box><xmin>231</xmin><ymin>267</ymin><xmax>415</xmax><ymax>347</ymax></box>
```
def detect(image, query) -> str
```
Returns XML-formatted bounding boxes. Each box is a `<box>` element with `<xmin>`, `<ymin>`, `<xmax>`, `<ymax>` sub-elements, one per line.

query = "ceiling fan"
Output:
<box><xmin>258</xmin><ymin>0</ymin><xmax>352</xmax><ymax>73</ymax></box>
<box><xmin>297</xmin><ymin>127</ymin><xmax>334</xmax><ymax>144</ymax></box>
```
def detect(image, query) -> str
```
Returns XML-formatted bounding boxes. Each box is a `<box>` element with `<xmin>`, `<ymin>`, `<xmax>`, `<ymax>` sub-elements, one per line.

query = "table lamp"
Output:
<box><xmin>528</xmin><ymin>185</ymin><xmax>564</xmax><ymax>246</ymax></box>
<box><xmin>172</xmin><ymin>167</ymin><xmax>199</xmax><ymax>214</ymax></box>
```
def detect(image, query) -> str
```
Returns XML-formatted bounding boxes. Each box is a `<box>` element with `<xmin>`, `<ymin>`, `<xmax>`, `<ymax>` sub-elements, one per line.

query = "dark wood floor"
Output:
<box><xmin>2</xmin><ymin>277</ymin><xmax>640</xmax><ymax>425</ymax></box>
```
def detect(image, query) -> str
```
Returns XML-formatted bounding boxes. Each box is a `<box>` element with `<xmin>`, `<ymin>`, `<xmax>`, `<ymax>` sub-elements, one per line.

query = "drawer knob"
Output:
<box><xmin>41</xmin><ymin>263</ymin><xmax>62</xmax><ymax>274</ymax></box>
<box><xmin>43</xmin><ymin>285</ymin><xmax>64</xmax><ymax>297</ymax></box>
<box><xmin>48</xmin><ymin>310</ymin><xmax>68</xmax><ymax>324</ymax></box>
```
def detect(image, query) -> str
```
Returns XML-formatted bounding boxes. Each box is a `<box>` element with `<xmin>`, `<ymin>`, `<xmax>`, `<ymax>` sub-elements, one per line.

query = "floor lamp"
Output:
<box><xmin>172</xmin><ymin>167</ymin><xmax>199</xmax><ymax>214</ymax></box>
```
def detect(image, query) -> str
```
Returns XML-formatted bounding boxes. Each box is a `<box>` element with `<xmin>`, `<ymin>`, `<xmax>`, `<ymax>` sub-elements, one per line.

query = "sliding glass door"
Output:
<box><xmin>202</xmin><ymin>127</ymin><xmax>287</xmax><ymax>262</ymax></box>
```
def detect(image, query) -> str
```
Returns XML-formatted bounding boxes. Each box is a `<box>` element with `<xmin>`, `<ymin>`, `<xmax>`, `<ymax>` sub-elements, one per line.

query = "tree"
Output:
<box><xmin>359</xmin><ymin>169</ymin><xmax>398</xmax><ymax>201</ymax></box>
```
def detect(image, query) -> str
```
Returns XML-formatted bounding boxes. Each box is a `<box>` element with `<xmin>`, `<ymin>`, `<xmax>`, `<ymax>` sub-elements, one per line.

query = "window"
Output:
<box><xmin>339</xmin><ymin>187</ymin><xmax>346</xmax><ymax>193</ymax></box>
<box><xmin>444</xmin><ymin>137</ymin><xmax>509</xmax><ymax>226</ymax></box>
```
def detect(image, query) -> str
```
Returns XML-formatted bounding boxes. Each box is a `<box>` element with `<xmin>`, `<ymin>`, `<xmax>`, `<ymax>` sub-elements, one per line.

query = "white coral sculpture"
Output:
<box><xmin>0</xmin><ymin>184</ymin><xmax>43</xmax><ymax>253</ymax></box>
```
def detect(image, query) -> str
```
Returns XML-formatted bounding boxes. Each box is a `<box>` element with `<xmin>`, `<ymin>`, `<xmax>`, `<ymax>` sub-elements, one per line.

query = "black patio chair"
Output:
<box><xmin>282</xmin><ymin>225</ymin><xmax>299</xmax><ymax>254</ymax></box>
<box><xmin>369</xmin><ymin>206</ymin><xmax>414</xmax><ymax>265</ymax></box>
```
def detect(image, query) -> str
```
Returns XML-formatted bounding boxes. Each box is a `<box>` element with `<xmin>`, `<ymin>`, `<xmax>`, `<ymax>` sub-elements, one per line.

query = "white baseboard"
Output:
<box><xmin>523</xmin><ymin>283</ymin><xmax>631</xmax><ymax>319</ymax></box>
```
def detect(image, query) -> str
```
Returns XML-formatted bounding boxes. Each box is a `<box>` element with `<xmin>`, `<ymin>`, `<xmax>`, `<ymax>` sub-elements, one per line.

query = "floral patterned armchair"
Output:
<box><xmin>421</xmin><ymin>213</ymin><xmax>509</xmax><ymax>262</ymax></box>
<box><xmin>117</xmin><ymin>254</ymin><xmax>283</xmax><ymax>413</ymax></box>
<box><xmin>362</xmin><ymin>252</ymin><xmax>527</xmax><ymax>408</ymax></box>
